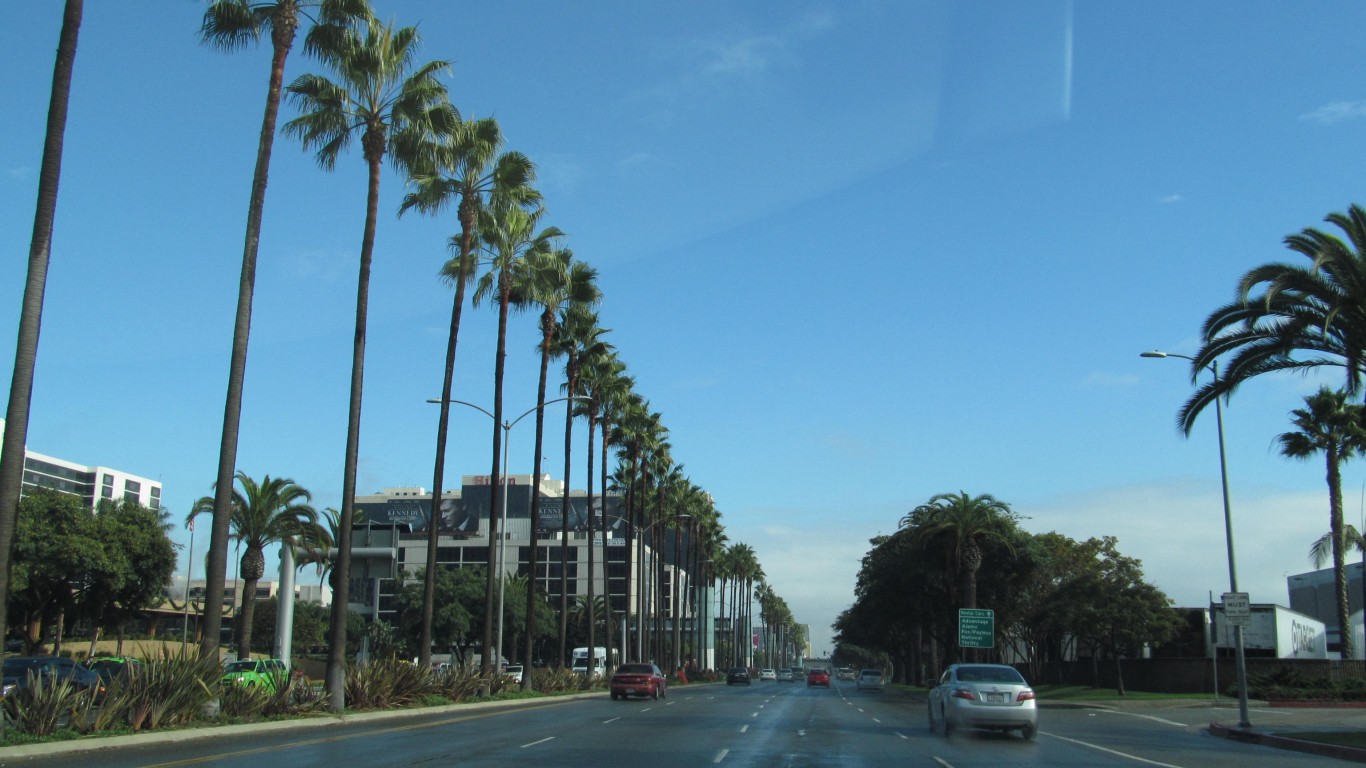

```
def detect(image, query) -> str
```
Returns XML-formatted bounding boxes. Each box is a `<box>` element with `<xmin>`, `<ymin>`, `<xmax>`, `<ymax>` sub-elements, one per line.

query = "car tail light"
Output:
<box><xmin>951</xmin><ymin>687</ymin><xmax>977</xmax><ymax>701</ymax></box>
<box><xmin>1017</xmin><ymin>689</ymin><xmax>1036</xmax><ymax>701</ymax></box>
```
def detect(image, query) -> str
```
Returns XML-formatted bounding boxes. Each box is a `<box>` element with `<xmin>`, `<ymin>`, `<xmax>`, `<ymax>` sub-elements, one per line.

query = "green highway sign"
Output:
<box><xmin>959</xmin><ymin>608</ymin><xmax>995</xmax><ymax>649</ymax></box>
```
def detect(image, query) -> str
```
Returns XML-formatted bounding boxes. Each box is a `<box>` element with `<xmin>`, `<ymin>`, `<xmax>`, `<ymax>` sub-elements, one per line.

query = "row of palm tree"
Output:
<box><xmin>1176</xmin><ymin>204</ymin><xmax>1366</xmax><ymax>661</ymax></box>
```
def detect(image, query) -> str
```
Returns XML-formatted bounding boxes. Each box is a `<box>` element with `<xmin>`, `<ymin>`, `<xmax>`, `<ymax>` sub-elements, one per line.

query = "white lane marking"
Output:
<box><xmin>521</xmin><ymin>737</ymin><xmax>554</xmax><ymax>748</ymax></box>
<box><xmin>602</xmin><ymin>717</ymin><xmax>621</xmax><ymax>724</ymax></box>
<box><xmin>740</xmin><ymin>725</ymin><xmax>749</xmax><ymax>733</ymax></box>
<box><xmin>1096</xmin><ymin>710</ymin><xmax>1188</xmax><ymax>727</ymax></box>
<box><xmin>713</xmin><ymin>748</ymin><xmax>729</xmax><ymax>763</ymax></box>
<box><xmin>1043</xmin><ymin>732</ymin><xmax>1187</xmax><ymax>767</ymax></box>
<box><xmin>894</xmin><ymin>732</ymin><xmax>908</xmax><ymax>740</ymax></box>
<box><xmin>932</xmin><ymin>758</ymin><xmax>953</xmax><ymax>767</ymax></box>
<box><xmin>872</xmin><ymin>718</ymin><xmax>882</xmax><ymax>723</ymax></box>
<box><xmin>797</xmin><ymin>729</ymin><xmax>806</xmax><ymax>737</ymax></box>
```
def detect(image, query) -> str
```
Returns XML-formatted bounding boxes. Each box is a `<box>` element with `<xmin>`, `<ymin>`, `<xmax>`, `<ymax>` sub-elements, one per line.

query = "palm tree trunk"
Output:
<box><xmin>326</xmin><ymin>138</ymin><xmax>384</xmax><ymax>713</ymax></box>
<box><xmin>584</xmin><ymin>413</ymin><xmax>597</xmax><ymax>662</ymax></box>
<box><xmin>599</xmin><ymin>414</ymin><xmax>612</xmax><ymax>669</ymax></box>
<box><xmin>483</xmin><ymin>268</ymin><xmax>511</xmax><ymax>673</ymax></box>
<box><xmin>1329</xmin><ymin>450</ymin><xmax>1354</xmax><ymax>659</ymax></box>
<box><xmin>420</xmin><ymin>236</ymin><xmax>473</xmax><ymax>668</ymax></box>
<box><xmin>522</xmin><ymin>314</ymin><xmax>553</xmax><ymax>687</ymax></box>
<box><xmin>557</xmin><ymin>354</ymin><xmax>578</xmax><ymax>667</ymax></box>
<box><xmin>204</xmin><ymin>5</ymin><xmax>297</xmax><ymax>665</ymax></box>
<box><xmin>0</xmin><ymin>0</ymin><xmax>82</xmax><ymax>656</ymax></box>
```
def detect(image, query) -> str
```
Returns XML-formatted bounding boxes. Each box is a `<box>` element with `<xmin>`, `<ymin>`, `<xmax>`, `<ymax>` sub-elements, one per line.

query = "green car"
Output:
<box><xmin>221</xmin><ymin>658</ymin><xmax>287</xmax><ymax>693</ymax></box>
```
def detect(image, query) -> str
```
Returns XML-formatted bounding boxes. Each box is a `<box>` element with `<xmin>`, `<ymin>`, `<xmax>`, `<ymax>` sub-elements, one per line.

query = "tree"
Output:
<box><xmin>0</xmin><ymin>0</ymin><xmax>83</xmax><ymax>656</ymax></box>
<box><xmin>1178</xmin><ymin>205</ymin><xmax>1366</xmax><ymax>433</ymax></box>
<box><xmin>285</xmin><ymin>16</ymin><xmax>457</xmax><ymax>710</ymax></box>
<box><xmin>84</xmin><ymin>499</ymin><xmax>177</xmax><ymax>655</ymax></box>
<box><xmin>393</xmin><ymin>566</ymin><xmax>484</xmax><ymax>661</ymax></box>
<box><xmin>10</xmin><ymin>491</ymin><xmax>104</xmax><ymax>652</ymax></box>
<box><xmin>902</xmin><ymin>492</ymin><xmax>1019</xmax><ymax>612</ymax></box>
<box><xmin>400</xmin><ymin>117</ymin><xmax>537</xmax><ymax>668</ymax></box>
<box><xmin>471</xmin><ymin>193</ymin><xmax>561</xmax><ymax>672</ymax></box>
<box><xmin>195</xmin><ymin>0</ymin><xmax>371</xmax><ymax>664</ymax></box>
<box><xmin>189</xmin><ymin>472</ymin><xmax>327</xmax><ymax>660</ymax></box>
<box><xmin>518</xmin><ymin>247</ymin><xmax>599</xmax><ymax>686</ymax></box>
<box><xmin>1277</xmin><ymin>387</ymin><xmax>1366</xmax><ymax>659</ymax></box>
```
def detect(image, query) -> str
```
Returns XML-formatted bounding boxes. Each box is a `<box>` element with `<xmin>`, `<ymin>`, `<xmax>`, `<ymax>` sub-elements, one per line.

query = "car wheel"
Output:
<box><xmin>942</xmin><ymin>709</ymin><xmax>955</xmax><ymax>738</ymax></box>
<box><xmin>927</xmin><ymin>704</ymin><xmax>937</xmax><ymax>733</ymax></box>
<box><xmin>1021</xmin><ymin>722</ymin><xmax>1037</xmax><ymax>741</ymax></box>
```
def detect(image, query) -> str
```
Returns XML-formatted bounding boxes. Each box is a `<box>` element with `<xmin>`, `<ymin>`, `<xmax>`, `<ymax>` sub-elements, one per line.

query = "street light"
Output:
<box><xmin>1141</xmin><ymin>349</ymin><xmax>1251</xmax><ymax>728</ymax></box>
<box><xmin>427</xmin><ymin>395</ymin><xmax>587</xmax><ymax>670</ymax></box>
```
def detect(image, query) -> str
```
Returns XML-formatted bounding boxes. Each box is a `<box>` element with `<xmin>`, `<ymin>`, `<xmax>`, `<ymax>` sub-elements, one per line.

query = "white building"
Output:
<box><xmin>0</xmin><ymin>417</ymin><xmax>162</xmax><ymax>510</ymax></box>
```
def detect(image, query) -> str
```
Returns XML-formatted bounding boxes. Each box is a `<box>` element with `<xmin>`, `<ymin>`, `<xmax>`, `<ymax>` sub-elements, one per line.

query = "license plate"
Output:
<box><xmin>987</xmin><ymin>693</ymin><xmax>1005</xmax><ymax>703</ymax></box>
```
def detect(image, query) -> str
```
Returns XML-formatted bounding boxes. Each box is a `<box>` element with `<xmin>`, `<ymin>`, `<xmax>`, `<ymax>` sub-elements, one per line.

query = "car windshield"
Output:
<box><xmin>223</xmin><ymin>661</ymin><xmax>257</xmax><ymax>673</ymax></box>
<box><xmin>617</xmin><ymin>664</ymin><xmax>653</xmax><ymax>674</ymax></box>
<box><xmin>956</xmin><ymin>665</ymin><xmax>1025</xmax><ymax>684</ymax></box>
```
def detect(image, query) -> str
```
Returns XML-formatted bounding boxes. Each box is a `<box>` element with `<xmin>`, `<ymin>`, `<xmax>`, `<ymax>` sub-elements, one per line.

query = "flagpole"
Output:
<box><xmin>181</xmin><ymin>518</ymin><xmax>194</xmax><ymax>655</ymax></box>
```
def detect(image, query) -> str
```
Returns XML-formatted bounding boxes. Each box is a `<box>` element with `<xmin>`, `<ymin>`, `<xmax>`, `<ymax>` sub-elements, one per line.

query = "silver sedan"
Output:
<box><xmin>928</xmin><ymin>663</ymin><xmax>1038</xmax><ymax>740</ymax></box>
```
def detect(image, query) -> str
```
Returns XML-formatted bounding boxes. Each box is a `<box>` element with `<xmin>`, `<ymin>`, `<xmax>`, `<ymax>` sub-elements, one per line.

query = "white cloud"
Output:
<box><xmin>1160</xmin><ymin>194</ymin><xmax>1184</xmax><ymax>204</ymax></box>
<box><xmin>1299</xmin><ymin>101</ymin><xmax>1366</xmax><ymax>124</ymax></box>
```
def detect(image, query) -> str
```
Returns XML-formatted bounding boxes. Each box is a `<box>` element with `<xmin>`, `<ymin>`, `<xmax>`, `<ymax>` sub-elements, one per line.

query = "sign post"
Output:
<box><xmin>958</xmin><ymin>608</ymin><xmax>995</xmax><ymax>649</ymax></box>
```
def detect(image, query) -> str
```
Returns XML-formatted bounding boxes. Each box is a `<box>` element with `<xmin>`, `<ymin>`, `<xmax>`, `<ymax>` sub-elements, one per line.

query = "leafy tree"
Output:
<box><xmin>1277</xmin><ymin>387</ymin><xmax>1366</xmax><ymax>659</ymax></box>
<box><xmin>285</xmin><ymin>15</ymin><xmax>457</xmax><ymax>710</ymax></box>
<box><xmin>195</xmin><ymin>0</ymin><xmax>371</xmax><ymax>663</ymax></box>
<box><xmin>189</xmin><ymin>472</ymin><xmax>328</xmax><ymax>660</ymax></box>
<box><xmin>83</xmin><ymin>499</ymin><xmax>177</xmax><ymax>654</ymax></box>
<box><xmin>9</xmin><ymin>491</ymin><xmax>103</xmax><ymax>652</ymax></box>
<box><xmin>393</xmin><ymin>566</ymin><xmax>482</xmax><ymax>661</ymax></box>
<box><xmin>250</xmin><ymin>595</ymin><xmax>328</xmax><ymax>652</ymax></box>
<box><xmin>0</xmin><ymin>0</ymin><xmax>84</xmax><ymax>654</ymax></box>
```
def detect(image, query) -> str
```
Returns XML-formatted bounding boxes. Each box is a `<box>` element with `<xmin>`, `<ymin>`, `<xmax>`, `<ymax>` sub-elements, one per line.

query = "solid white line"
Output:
<box><xmin>1043</xmin><ymin>732</ymin><xmax>1186</xmax><ymax>767</ymax></box>
<box><xmin>520</xmin><ymin>736</ymin><xmax>554</xmax><ymax>748</ymax></box>
<box><xmin>713</xmin><ymin>748</ymin><xmax>729</xmax><ymax>763</ymax></box>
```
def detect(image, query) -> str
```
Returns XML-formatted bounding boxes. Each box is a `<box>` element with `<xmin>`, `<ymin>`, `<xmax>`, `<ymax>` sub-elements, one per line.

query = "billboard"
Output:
<box><xmin>353</xmin><ymin>496</ymin><xmax>479</xmax><ymax>535</ymax></box>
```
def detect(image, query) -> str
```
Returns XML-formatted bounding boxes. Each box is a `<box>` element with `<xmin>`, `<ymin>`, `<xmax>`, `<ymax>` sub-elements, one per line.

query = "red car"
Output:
<box><xmin>610</xmin><ymin>663</ymin><xmax>667</xmax><ymax>701</ymax></box>
<box><xmin>806</xmin><ymin>667</ymin><xmax>831</xmax><ymax>688</ymax></box>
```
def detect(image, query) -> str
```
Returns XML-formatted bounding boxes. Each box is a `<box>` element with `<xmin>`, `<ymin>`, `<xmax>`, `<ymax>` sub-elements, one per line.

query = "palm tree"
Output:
<box><xmin>195</xmin><ymin>0</ymin><xmax>370</xmax><ymax>663</ymax></box>
<box><xmin>518</xmin><ymin>247</ymin><xmax>599</xmax><ymax>685</ymax></box>
<box><xmin>471</xmin><ymin>194</ymin><xmax>561</xmax><ymax>673</ymax></box>
<box><xmin>553</xmin><ymin>307</ymin><xmax>609</xmax><ymax>663</ymax></box>
<box><xmin>594</xmin><ymin>361</ymin><xmax>633</xmax><ymax>667</ymax></box>
<box><xmin>284</xmin><ymin>16</ymin><xmax>456</xmax><ymax>710</ymax></box>
<box><xmin>399</xmin><ymin>117</ymin><xmax>538</xmax><ymax>669</ymax></box>
<box><xmin>901</xmin><ymin>492</ymin><xmax>1018</xmax><ymax>612</ymax></box>
<box><xmin>1179</xmin><ymin>205</ymin><xmax>1366</xmax><ymax>433</ymax></box>
<box><xmin>189</xmin><ymin>472</ymin><xmax>327</xmax><ymax>658</ymax></box>
<box><xmin>1277</xmin><ymin>387</ymin><xmax>1366</xmax><ymax>659</ymax></box>
<box><xmin>0</xmin><ymin>0</ymin><xmax>83</xmax><ymax>656</ymax></box>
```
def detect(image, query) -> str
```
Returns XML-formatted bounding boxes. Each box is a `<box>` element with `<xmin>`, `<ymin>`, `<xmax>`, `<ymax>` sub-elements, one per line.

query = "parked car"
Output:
<box><xmin>726</xmin><ymin>666</ymin><xmax>751</xmax><ymax>685</ymax></box>
<box><xmin>221</xmin><ymin>658</ymin><xmax>288</xmax><ymax>693</ymax></box>
<box><xmin>856</xmin><ymin>668</ymin><xmax>884</xmax><ymax>692</ymax></box>
<box><xmin>928</xmin><ymin>663</ymin><xmax>1037</xmax><ymax>740</ymax></box>
<box><xmin>503</xmin><ymin>664</ymin><xmax>524</xmax><ymax>684</ymax></box>
<box><xmin>759</xmin><ymin>668</ymin><xmax>777</xmax><ymax>681</ymax></box>
<box><xmin>2</xmin><ymin>656</ymin><xmax>103</xmax><ymax>699</ymax></box>
<box><xmin>776</xmin><ymin>668</ymin><xmax>794</xmax><ymax>682</ymax></box>
<box><xmin>609</xmin><ymin>663</ymin><xmax>666</xmax><ymax>700</ymax></box>
<box><xmin>84</xmin><ymin>656</ymin><xmax>143</xmax><ymax>686</ymax></box>
<box><xmin>806</xmin><ymin>667</ymin><xmax>830</xmax><ymax>688</ymax></box>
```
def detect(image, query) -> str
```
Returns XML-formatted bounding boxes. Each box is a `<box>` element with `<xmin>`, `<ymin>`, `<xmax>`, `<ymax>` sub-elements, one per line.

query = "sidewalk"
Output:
<box><xmin>1206</xmin><ymin>702</ymin><xmax>1366</xmax><ymax>764</ymax></box>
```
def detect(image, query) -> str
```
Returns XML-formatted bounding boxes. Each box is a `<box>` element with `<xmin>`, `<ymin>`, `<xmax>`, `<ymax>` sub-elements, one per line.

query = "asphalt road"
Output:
<box><xmin>0</xmin><ymin>681</ymin><xmax>1354</xmax><ymax>767</ymax></box>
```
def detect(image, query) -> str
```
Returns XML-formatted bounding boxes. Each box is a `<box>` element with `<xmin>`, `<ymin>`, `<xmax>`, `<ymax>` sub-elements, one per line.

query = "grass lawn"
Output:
<box><xmin>1033</xmin><ymin>684</ymin><xmax>1215</xmax><ymax>702</ymax></box>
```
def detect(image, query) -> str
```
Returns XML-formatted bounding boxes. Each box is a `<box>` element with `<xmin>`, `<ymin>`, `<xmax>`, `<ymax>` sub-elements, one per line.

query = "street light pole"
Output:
<box><xmin>428</xmin><ymin>395</ymin><xmax>586</xmax><ymax>672</ymax></box>
<box><xmin>1141</xmin><ymin>350</ymin><xmax>1251</xmax><ymax>728</ymax></box>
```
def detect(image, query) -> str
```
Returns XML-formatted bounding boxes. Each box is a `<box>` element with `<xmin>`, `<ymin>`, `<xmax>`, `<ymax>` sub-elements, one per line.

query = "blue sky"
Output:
<box><xmin>5</xmin><ymin>1</ymin><xmax>1366</xmax><ymax>655</ymax></box>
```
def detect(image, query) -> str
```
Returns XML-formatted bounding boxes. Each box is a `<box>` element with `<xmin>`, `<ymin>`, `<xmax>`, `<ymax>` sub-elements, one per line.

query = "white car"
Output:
<box><xmin>855</xmin><ymin>668</ymin><xmax>884</xmax><ymax>692</ymax></box>
<box><xmin>759</xmin><ymin>668</ymin><xmax>777</xmax><ymax>681</ymax></box>
<box><xmin>503</xmin><ymin>664</ymin><xmax>524</xmax><ymax>684</ymax></box>
<box><xmin>776</xmin><ymin>668</ymin><xmax>794</xmax><ymax>682</ymax></box>
<box><xmin>928</xmin><ymin>663</ymin><xmax>1037</xmax><ymax>740</ymax></box>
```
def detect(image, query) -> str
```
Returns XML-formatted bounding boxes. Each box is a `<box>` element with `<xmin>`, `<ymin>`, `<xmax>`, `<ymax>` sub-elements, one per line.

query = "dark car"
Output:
<box><xmin>84</xmin><ymin>656</ymin><xmax>143</xmax><ymax>687</ymax></box>
<box><xmin>726</xmin><ymin>666</ymin><xmax>751</xmax><ymax>685</ymax></box>
<box><xmin>806</xmin><ymin>667</ymin><xmax>830</xmax><ymax>688</ymax></box>
<box><xmin>2</xmin><ymin>656</ymin><xmax>104</xmax><ymax>698</ymax></box>
<box><xmin>609</xmin><ymin>663</ymin><xmax>667</xmax><ymax>701</ymax></box>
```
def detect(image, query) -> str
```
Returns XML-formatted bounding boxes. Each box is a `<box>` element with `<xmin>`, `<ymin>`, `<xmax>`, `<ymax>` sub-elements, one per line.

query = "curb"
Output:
<box><xmin>0</xmin><ymin>690</ymin><xmax>603</xmax><ymax>760</ymax></box>
<box><xmin>1208</xmin><ymin>721</ymin><xmax>1366</xmax><ymax>764</ymax></box>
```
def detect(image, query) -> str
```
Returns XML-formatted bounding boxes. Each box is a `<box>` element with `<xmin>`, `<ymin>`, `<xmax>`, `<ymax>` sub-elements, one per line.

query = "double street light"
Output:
<box><xmin>1141</xmin><ymin>350</ymin><xmax>1251</xmax><ymax>728</ymax></box>
<box><xmin>428</xmin><ymin>394</ymin><xmax>588</xmax><ymax>668</ymax></box>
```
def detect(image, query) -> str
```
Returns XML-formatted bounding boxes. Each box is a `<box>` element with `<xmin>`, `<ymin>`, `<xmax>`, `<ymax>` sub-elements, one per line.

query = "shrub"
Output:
<box><xmin>345</xmin><ymin>659</ymin><xmax>436</xmax><ymax>710</ymax></box>
<box><xmin>3</xmin><ymin>672</ymin><xmax>93</xmax><ymax>737</ymax></box>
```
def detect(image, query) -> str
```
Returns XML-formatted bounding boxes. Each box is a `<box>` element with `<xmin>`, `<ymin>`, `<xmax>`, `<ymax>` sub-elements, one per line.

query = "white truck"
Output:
<box><xmin>571</xmin><ymin>646</ymin><xmax>613</xmax><ymax>678</ymax></box>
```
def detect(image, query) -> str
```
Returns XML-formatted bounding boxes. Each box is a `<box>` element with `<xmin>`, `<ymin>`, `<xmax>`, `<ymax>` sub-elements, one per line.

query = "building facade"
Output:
<box><xmin>0</xmin><ymin>418</ymin><xmax>162</xmax><ymax>510</ymax></box>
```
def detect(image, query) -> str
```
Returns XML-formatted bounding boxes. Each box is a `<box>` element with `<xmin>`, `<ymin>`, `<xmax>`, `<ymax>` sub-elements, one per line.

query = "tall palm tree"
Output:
<box><xmin>284</xmin><ymin>17</ymin><xmax>456</xmax><ymax>710</ymax></box>
<box><xmin>189</xmin><ymin>472</ymin><xmax>327</xmax><ymax>658</ymax></box>
<box><xmin>594</xmin><ymin>361</ymin><xmax>633</xmax><ymax>667</ymax></box>
<box><xmin>518</xmin><ymin>247</ymin><xmax>599</xmax><ymax>685</ymax></box>
<box><xmin>553</xmin><ymin>308</ymin><xmax>609</xmax><ymax>663</ymax></box>
<box><xmin>569</xmin><ymin>350</ymin><xmax>619</xmax><ymax>663</ymax></box>
<box><xmin>472</xmin><ymin>195</ymin><xmax>561</xmax><ymax>673</ymax></box>
<box><xmin>0</xmin><ymin>0</ymin><xmax>83</xmax><ymax>656</ymax></box>
<box><xmin>399</xmin><ymin>117</ymin><xmax>538</xmax><ymax>669</ymax></box>
<box><xmin>901</xmin><ymin>492</ymin><xmax>1018</xmax><ymax>612</ymax></box>
<box><xmin>1179</xmin><ymin>205</ymin><xmax>1366</xmax><ymax>433</ymax></box>
<box><xmin>196</xmin><ymin>0</ymin><xmax>370</xmax><ymax>664</ymax></box>
<box><xmin>1277</xmin><ymin>387</ymin><xmax>1366</xmax><ymax>659</ymax></box>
